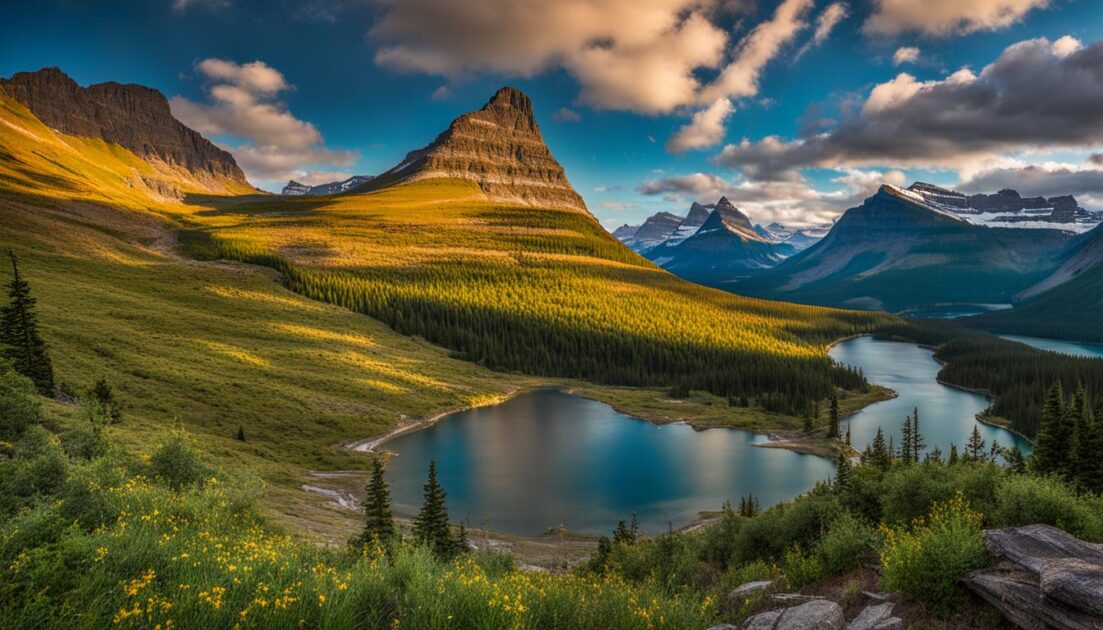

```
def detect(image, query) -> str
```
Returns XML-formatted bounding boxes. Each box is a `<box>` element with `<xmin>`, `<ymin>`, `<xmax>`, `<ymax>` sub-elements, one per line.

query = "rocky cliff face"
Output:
<box><xmin>698</xmin><ymin>197</ymin><xmax>763</xmax><ymax>241</ymax></box>
<box><xmin>0</xmin><ymin>67</ymin><xmax>248</xmax><ymax>188</ymax></box>
<box><xmin>370</xmin><ymin>87</ymin><xmax>588</xmax><ymax>213</ymax></box>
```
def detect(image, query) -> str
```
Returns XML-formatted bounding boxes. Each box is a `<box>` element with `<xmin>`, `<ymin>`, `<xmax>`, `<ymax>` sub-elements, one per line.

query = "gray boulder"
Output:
<box><xmin>966</xmin><ymin>524</ymin><xmax>1103</xmax><ymax>630</ymax></box>
<box><xmin>846</xmin><ymin>602</ymin><xmax>894</xmax><ymax>630</ymax></box>
<box><xmin>729</xmin><ymin>580</ymin><xmax>776</xmax><ymax>602</ymax></box>
<box><xmin>742</xmin><ymin>600</ymin><xmax>844</xmax><ymax>630</ymax></box>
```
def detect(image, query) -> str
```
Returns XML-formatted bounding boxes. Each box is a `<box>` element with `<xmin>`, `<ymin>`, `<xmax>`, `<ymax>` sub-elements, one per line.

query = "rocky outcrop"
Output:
<box><xmin>368</xmin><ymin>87</ymin><xmax>589</xmax><ymax>213</ymax></box>
<box><xmin>965</xmin><ymin>524</ymin><xmax>1103</xmax><ymax>629</ymax></box>
<box><xmin>741</xmin><ymin>599</ymin><xmax>845</xmax><ymax>630</ymax></box>
<box><xmin>0</xmin><ymin>67</ymin><xmax>248</xmax><ymax>188</ymax></box>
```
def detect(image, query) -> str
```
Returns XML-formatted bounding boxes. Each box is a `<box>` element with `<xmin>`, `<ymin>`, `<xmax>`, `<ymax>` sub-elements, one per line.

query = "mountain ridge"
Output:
<box><xmin>0</xmin><ymin>67</ymin><xmax>249</xmax><ymax>191</ymax></box>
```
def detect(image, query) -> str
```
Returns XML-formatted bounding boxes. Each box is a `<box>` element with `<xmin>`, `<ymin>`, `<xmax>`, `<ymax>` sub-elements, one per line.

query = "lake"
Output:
<box><xmin>383</xmin><ymin>337</ymin><xmax>1030</xmax><ymax>537</ymax></box>
<box><xmin>384</xmin><ymin>390</ymin><xmax>834</xmax><ymax>536</ymax></box>
<box><xmin>829</xmin><ymin>337</ymin><xmax>1032</xmax><ymax>458</ymax></box>
<box><xmin>999</xmin><ymin>335</ymin><xmax>1103</xmax><ymax>360</ymax></box>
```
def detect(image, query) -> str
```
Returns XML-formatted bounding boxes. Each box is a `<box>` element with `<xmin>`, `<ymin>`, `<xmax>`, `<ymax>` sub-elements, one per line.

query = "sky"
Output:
<box><xmin>3</xmin><ymin>0</ymin><xmax>1103</xmax><ymax>228</ymax></box>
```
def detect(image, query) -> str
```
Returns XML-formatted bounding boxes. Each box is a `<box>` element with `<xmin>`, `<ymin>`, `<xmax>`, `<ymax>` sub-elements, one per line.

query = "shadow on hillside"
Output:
<box><xmin>181</xmin><ymin>192</ymin><xmax>338</xmax><ymax>217</ymax></box>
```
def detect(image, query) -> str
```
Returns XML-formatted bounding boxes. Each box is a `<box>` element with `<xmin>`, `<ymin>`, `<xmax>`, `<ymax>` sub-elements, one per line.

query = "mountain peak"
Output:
<box><xmin>0</xmin><ymin>67</ymin><xmax>248</xmax><ymax>189</ymax></box>
<box><xmin>369</xmin><ymin>86</ymin><xmax>588</xmax><ymax>213</ymax></box>
<box><xmin>699</xmin><ymin>198</ymin><xmax>762</xmax><ymax>241</ymax></box>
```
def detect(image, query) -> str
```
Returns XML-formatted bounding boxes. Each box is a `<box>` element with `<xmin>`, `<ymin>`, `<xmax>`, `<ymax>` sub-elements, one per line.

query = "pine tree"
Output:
<box><xmin>899</xmin><ymin>414</ymin><xmax>913</xmax><ymax>464</ymax></box>
<box><xmin>834</xmin><ymin>450</ymin><xmax>851</xmax><ymax>490</ymax></box>
<box><xmin>966</xmin><ymin>425</ymin><xmax>987</xmax><ymax>461</ymax></box>
<box><xmin>235</xmin><ymin>426</ymin><xmax>246</xmax><ymax>441</ymax></box>
<box><xmin>413</xmin><ymin>460</ymin><xmax>454</xmax><ymax>558</ymax></box>
<box><xmin>845</xmin><ymin>425</ymin><xmax>851</xmax><ymax>446</ymax></box>
<box><xmin>0</xmin><ymin>252</ymin><xmax>54</xmax><ymax>395</ymax></box>
<box><xmin>453</xmin><ymin>522</ymin><xmax>469</xmax><ymax>555</ymax></box>
<box><xmin>1001</xmin><ymin>445</ymin><xmax>1026</xmax><ymax>474</ymax></box>
<box><xmin>911</xmin><ymin>407</ymin><xmax>924</xmax><ymax>462</ymax></box>
<box><xmin>803</xmin><ymin>412</ymin><xmax>813</xmax><ymax>434</ymax></box>
<box><xmin>361</xmin><ymin>458</ymin><xmax>396</xmax><ymax>546</ymax></box>
<box><xmin>1032</xmin><ymin>383</ymin><xmax>1069</xmax><ymax>477</ymax></box>
<box><xmin>948</xmin><ymin>444</ymin><xmax>959</xmax><ymax>465</ymax></box>
<box><xmin>827</xmin><ymin>395</ymin><xmax>840</xmax><ymax>439</ymax></box>
<box><xmin>89</xmin><ymin>377</ymin><xmax>122</xmax><ymax>424</ymax></box>
<box><xmin>1071</xmin><ymin>389</ymin><xmax>1103</xmax><ymax>492</ymax></box>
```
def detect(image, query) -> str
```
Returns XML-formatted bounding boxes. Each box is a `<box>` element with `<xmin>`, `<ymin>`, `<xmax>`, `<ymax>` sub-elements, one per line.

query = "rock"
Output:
<box><xmin>846</xmin><ymin>602</ymin><xmax>894</xmax><ymax>630</ymax></box>
<box><xmin>872</xmin><ymin>618</ymin><xmax>903</xmax><ymax>630</ymax></box>
<box><xmin>859</xmin><ymin>591</ymin><xmax>889</xmax><ymax>602</ymax></box>
<box><xmin>728</xmin><ymin>580</ymin><xmax>776</xmax><ymax>602</ymax></box>
<box><xmin>370</xmin><ymin>86</ymin><xmax>589</xmax><ymax>214</ymax></box>
<box><xmin>742</xmin><ymin>600</ymin><xmax>844</xmax><ymax>630</ymax></box>
<box><xmin>769</xmin><ymin>593</ymin><xmax>826</xmax><ymax>605</ymax></box>
<box><xmin>706</xmin><ymin>625</ymin><xmax>740</xmax><ymax>630</ymax></box>
<box><xmin>741</xmin><ymin>610</ymin><xmax>783</xmax><ymax>630</ymax></box>
<box><xmin>966</xmin><ymin>524</ymin><xmax>1103</xmax><ymax>630</ymax></box>
<box><xmin>0</xmin><ymin>67</ymin><xmax>248</xmax><ymax>189</ymax></box>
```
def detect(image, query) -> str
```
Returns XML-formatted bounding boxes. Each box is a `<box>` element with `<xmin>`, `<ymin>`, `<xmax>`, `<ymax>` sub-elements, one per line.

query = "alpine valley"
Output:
<box><xmin>4</xmin><ymin>8</ymin><xmax>1103</xmax><ymax>629</ymax></box>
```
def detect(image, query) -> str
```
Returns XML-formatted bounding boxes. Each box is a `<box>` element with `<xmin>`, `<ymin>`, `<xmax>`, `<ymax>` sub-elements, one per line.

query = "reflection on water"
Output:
<box><xmin>830</xmin><ymin>337</ymin><xmax>1032</xmax><ymax>457</ymax></box>
<box><xmin>385</xmin><ymin>390</ymin><xmax>833</xmax><ymax>536</ymax></box>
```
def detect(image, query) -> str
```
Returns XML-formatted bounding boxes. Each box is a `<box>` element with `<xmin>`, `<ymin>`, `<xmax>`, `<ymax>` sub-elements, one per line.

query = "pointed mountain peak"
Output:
<box><xmin>685</xmin><ymin>202</ymin><xmax>711</xmax><ymax>224</ymax></box>
<box><xmin>370</xmin><ymin>86</ymin><xmax>588</xmax><ymax>213</ymax></box>
<box><xmin>699</xmin><ymin>200</ymin><xmax>763</xmax><ymax>241</ymax></box>
<box><xmin>715</xmin><ymin>196</ymin><xmax>736</xmax><ymax>211</ymax></box>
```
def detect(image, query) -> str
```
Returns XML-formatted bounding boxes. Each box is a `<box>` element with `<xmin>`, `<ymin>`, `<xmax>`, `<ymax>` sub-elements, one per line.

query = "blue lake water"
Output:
<box><xmin>999</xmin><ymin>335</ymin><xmax>1103</xmax><ymax>360</ymax></box>
<box><xmin>829</xmin><ymin>337</ymin><xmax>1032</xmax><ymax>457</ymax></box>
<box><xmin>385</xmin><ymin>336</ymin><xmax>1031</xmax><ymax>537</ymax></box>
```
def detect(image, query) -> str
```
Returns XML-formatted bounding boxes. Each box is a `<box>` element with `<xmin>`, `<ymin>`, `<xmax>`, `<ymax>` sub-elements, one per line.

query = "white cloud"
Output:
<box><xmin>795</xmin><ymin>2</ymin><xmax>849</xmax><ymax>60</ymax></box>
<box><xmin>701</xmin><ymin>0</ymin><xmax>815</xmax><ymax>101</ymax></box>
<box><xmin>892</xmin><ymin>46</ymin><xmax>920</xmax><ymax>65</ymax></box>
<box><xmin>714</xmin><ymin>37</ymin><xmax>1103</xmax><ymax>180</ymax></box>
<box><xmin>636</xmin><ymin>167</ymin><xmax>902</xmax><ymax>226</ymax></box>
<box><xmin>172</xmin><ymin>0</ymin><xmax>230</xmax><ymax>12</ymax></box>
<box><xmin>667</xmin><ymin>98</ymin><xmax>734</xmax><ymax>153</ymax></box>
<box><xmin>552</xmin><ymin>107</ymin><xmax>582</xmax><ymax>123</ymax></box>
<box><xmin>863</xmin><ymin>0</ymin><xmax>1050</xmax><ymax>37</ymax></box>
<box><xmin>370</xmin><ymin>0</ymin><xmax>814</xmax><ymax>114</ymax></box>
<box><xmin>170</xmin><ymin>58</ymin><xmax>357</xmax><ymax>188</ymax></box>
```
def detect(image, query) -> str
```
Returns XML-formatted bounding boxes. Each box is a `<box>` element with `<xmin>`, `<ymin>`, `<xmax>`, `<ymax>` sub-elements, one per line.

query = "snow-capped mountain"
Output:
<box><xmin>907</xmin><ymin>182</ymin><xmax>1101</xmax><ymax>233</ymax></box>
<box><xmin>281</xmin><ymin>175</ymin><xmax>374</xmax><ymax>196</ymax></box>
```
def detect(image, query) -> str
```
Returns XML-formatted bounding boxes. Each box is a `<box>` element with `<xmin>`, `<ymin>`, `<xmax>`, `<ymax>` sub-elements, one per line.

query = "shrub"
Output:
<box><xmin>879</xmin><ymin>492</ymin><xmax>987</xmax><ymax>615</ymax></box>
<box><xmin>780</xmin><ymin>544</ymin><xmax>823</xmax><ymax>589</ymax></box>
<box><xmin>0</xmin><ymin>360</ymin><xmax>42</xmax><ymax>439</ymax></box>
<box><xmin>815</xmin><ymin>512</ymin><xmax>877</xmax><ymax>575</ymax></box>
<box><xmin>991</xmin><ymin>474</ymin><xmax>1103</xmax><ymax>541</ymax></box>
<box><xmin>148</xmin><ymin>429</ymin><xmax>208</xmax><ymax>491</ymax></box>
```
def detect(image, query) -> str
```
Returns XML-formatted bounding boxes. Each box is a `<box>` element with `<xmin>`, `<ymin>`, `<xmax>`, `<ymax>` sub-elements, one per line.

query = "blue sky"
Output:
<box><xmin>2</xmin><ymin>1</ymin><xmax>1103</xmax><ymax>228</ymax></box>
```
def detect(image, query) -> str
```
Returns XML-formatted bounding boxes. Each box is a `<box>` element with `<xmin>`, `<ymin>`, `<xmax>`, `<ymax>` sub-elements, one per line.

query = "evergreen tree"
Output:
<box><xmin>925</xmin><ymin>446</ymin><xmax>942</xmax><ymax>463</ymax></box>
<box><xmin>899</xmin><ymin>414</ymin><xmax>914</xmax><ymax>464</ymax></box>
<box><xmin>453</xmin><ymin>522</ymin><xmax>469</xmax><ymax>555</ymax></box>
<box><xmin>965</xmin><ymin>425</ymin><xmax>987</xmax><ymax>461</ymax></box>
<box><xmin>612</xmin><ymin>514</ymin><xmax>640</xmax><ymax>545</ymax></box>
<box><xmin>413</xmin><ymin>460</ymin><xmax>454</xmax><ymax>558</ymax></box>
<box><xmin>803</xmin><ymin>412</ymin><xmax>813</xmax><ymax>434</ymax></box>
<box><xmin>236</xmin><ymin>426</ymin><xmax>246</xmax><ymax>441</ymax></box>
<box><xmin>911</xmin><ymin>407</ymin><xmax>925</xmax><ymax>462</ymax></box>
<box><xmin>0</xmin><ymin>252</ymin><xmax>54</xmax><ymax>395</ymax></box>
<box><xmin>827</xmin><ymin>395</ymin><xmax>840</xmax><ymax>439</ymax></box>
<box><xmin>1000</xmin><ymin>445</ymin><xmax>1026</xmax><ymax>474</ymax></box>
<box><xmin>834</xmin><ymin>450</ymin><xmax>851</xmax><ymax>490</ymax></box>
<box><xmin>360</xmin><ymin>458</ymin><xmax>397</xmax><ymax>546</ymax></box>
<box><xmin>948</xmin><ymin>444</ymin><xmax>959</xmax><ymax>465</ymax></box>
<box><xmin>1069</xmin><ymin>385</ymin><xmax>1090</xmax><ymax>482</ymax></box>
<box><xmin>1071</xmin><ymin>389</ymin><xmax>1103</xmax><ymax>492</ymax></box>
<box><xmin>89</xmin><ymin>377</ymin><xmax>122</xmax><ymax>424</ymax></box>
<box><xmin>845</xmin><ymin>425</ymin><xmax>851</xmax><ymax>446</ymax></box>
<box><xmin>1032</xmin><ymin>383</ymin><xmax>1069</xmax><ymax>477</ymax></box>
<box><xmin>887</xmin><ymin>436</ymin><xmax>895</xmax><ymax>465</ymax></box>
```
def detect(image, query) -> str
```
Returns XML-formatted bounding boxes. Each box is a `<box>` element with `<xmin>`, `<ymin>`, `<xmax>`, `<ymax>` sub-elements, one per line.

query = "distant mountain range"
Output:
<box><xmin>281</xmin><ymin>175</ymin><xmax>374</xmax><ymax>196</ymax></box>
<box><xmin>909</xmin><ymin>182</ymin><xmax>1101</xmax><ymax>231</ymax></box>
<box><xmin>736</xmin><ymin>184</ymin><xmax>1076</xmax><ymax>312</ymax></box>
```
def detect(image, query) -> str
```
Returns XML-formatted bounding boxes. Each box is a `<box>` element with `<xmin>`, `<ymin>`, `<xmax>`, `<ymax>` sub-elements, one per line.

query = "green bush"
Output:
<box><xmin>815</xmin><ymin>512</ymin><xmax>877</xmax><ymax>574</ymax></box>
<box><xmin>991</xmin><ymin>474</ymin><xmax>1103</xmax><ymax>541</ymax></box>
<box><xmin>148</xmin><ymin>429</ymin><xmax>208</xmax><ymax>491</ymax></box>
<box><xmin>0</xmin><ymin>360</ymin><xmax>42</xmax><ymax>440</ymax></box>
<box><xmin>880</xmin><ymin>492</ymin><xmax>987</xmax><ymax>615</ymax></box>
<box><xmin>780</xmin><ymin>545</ymin><xmax>823</xmax><ymax>589</ymax></box>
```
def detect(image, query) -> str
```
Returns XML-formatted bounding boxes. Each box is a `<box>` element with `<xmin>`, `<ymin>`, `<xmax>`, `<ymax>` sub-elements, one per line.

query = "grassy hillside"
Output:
<box><xmin>0</xmin><ymin>90</ymin><xmax>892</xmax><ymax>537</ymax></box>
<box><xmin>168</xmin><ymin>179</ymin><xmax>891</xmax><ymax>415</ymax></box>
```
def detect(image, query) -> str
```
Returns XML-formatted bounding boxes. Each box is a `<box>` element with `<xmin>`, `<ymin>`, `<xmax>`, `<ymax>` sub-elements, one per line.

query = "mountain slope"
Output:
<box><xmin>737</xmin><ymin>185</ymin><xmax>1073</xmax><ymax>312</ymax></box>
<box><xmin>359</xmin><ymin>87</ymin><xmax>588</xmax><ymax>213</ymax></box>
<box><xmin>968</xmin><ymin>222</ymin><xmax>1103</xmax><ymax>341</ymax></box>
<box><xmin>625</xmin><ymin>211</ymin><xmax>682</xmax><ymax>248</ymax></box>
<box><xmin>0</xmin><ymin>68</ymin><xmax>250</xmax><ymax>193</ymax></box>
<box><xmin>647</xmin><ymin>197</ymin><xmax>796</xmax><ymax>286</ymax></box>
